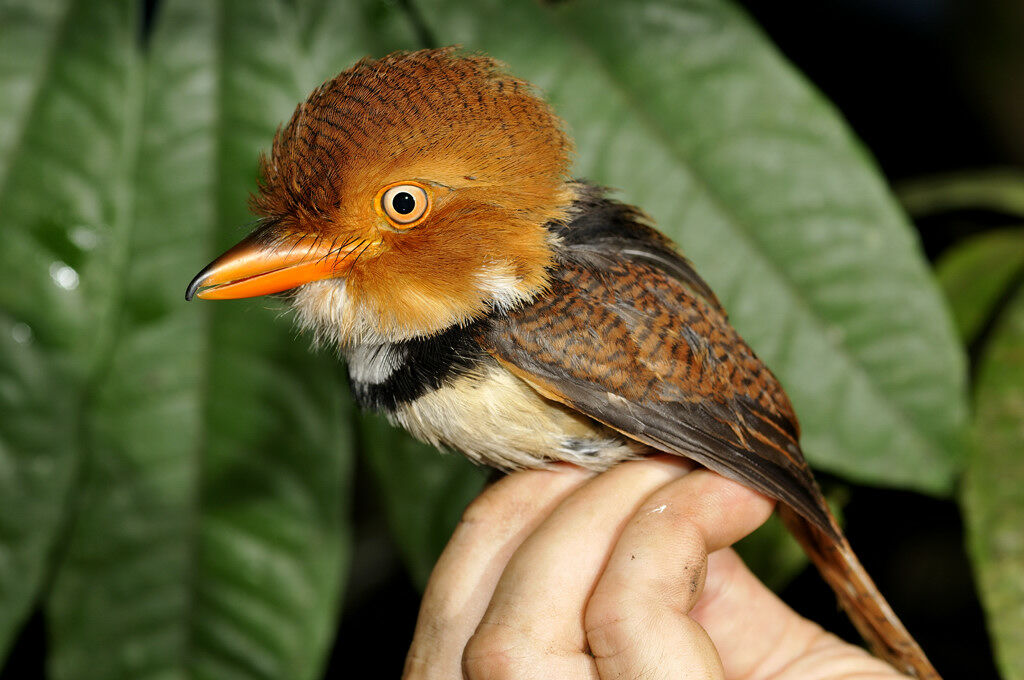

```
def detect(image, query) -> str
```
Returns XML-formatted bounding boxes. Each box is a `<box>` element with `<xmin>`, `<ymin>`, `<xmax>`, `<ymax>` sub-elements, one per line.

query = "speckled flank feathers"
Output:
<box><xmin>481</xmin><ymin>255</ymin><xmax>832</xmax><ymax>532</ymax></box>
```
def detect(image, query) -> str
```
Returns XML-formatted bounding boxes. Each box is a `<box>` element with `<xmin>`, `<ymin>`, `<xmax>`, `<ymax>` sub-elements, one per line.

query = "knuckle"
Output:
<box><xmin>677</xmin><ymin>549</ymin><xmax>709</xmax><ymax>603</ymax></box>
<box><xmin>584</xmin><ymin>592</ymin><xmax>643</xmax><ymax>660</ymax></box>
<box><xmin>458</xmin><ymin>492</ymin><xmax>499</xmax><ymax>527</ymax></box>
<box><xmin>408</xmin><ymin>601</ymin><xmax>453</xmax><ymax>653</ymax></box>
<box><xmin>461</xmin><ymin>624</ymin><xmax>529</xmax><ymax>680</ymax></box>
<box><xmin>636</xmin><ymin>499</ymin><xmax>691</xmax><ymax>532</ymax></box>
<box><xmin>458</xmin><ymin>488</ymin><xmax>519</xmax><ymax>529</ymax></box>
<box><xmin>670</xmin><ymin>517</ymin><xmax>709</xmax><ymax>567</ymax></box>
<box><xmin>585</xmin><ymin>591</ymin><xmax>627</xmax><ymax>638</ymax></box>
<box><xmin>661</xmin><ymin>520</ymin><xmax>710</xmax><ymax>605</ymax></box>
<box><xmin>639</xmin><ymin>506</ymin><xmax>709</xmax><ymax>566</ymax></box>
<box><xmin>712</xmin><ymin>476</ymin><xmax>774</xmax><ymax>517</ymax></box>
<box><xmin>622</xmin><ymin>510</ymin><xmax>710</xmax><ymax>608</ymax></box>
<box><xmin>691</xmin><ymin>470</ymin><xmax>774</xmax><ymax>525</ymax></box>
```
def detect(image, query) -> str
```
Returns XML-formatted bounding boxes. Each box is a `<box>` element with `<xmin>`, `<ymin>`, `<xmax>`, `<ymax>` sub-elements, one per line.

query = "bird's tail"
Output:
<box><xmin>777</xmin><ymin>504</ymin><xmax>941</xmax><ymax>680</ymax></box>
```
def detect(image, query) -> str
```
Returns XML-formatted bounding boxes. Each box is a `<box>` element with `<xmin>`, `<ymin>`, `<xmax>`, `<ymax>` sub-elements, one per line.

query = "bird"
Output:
<box><xmin>186</xmin><ymin>48</ymin><xmax>939</xmax><ymax>679</ymax></box>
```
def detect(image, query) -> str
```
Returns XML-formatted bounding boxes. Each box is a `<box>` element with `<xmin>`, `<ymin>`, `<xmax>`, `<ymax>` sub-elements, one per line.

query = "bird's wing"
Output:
<box><xmin>478</xmin><ymin>242</ymin><xmax>835</xmax><ymax>536</ymax></box>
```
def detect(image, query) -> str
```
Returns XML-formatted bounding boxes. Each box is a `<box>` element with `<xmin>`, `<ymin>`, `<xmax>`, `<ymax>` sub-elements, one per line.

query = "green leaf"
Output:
<box><xmin>0</xmin><ymin>0</ymin><xmax>70</xmax><ymax>193</ymax></box>
<box><xmin>963</xmin><ymin>282</ymin><xmax>1024</xmax><ymax>680</ymax></box>
<box><xmin>413</xmin><ymin>0</ymin><xmax>968</xmax><ymax>493</ymax></box>
<box><xmin>0</xmin><ymin>0</ymin><xmax>133</xmax><ymax>658</ymax></box>
<box><xmin>0</xmin><ymin>312</ymin><xmax>79</xmax><ymax>659</ymax></box>
<box><xmin>360</xmin><ymin>415</ymin><xmax>486</xmax><ymax>588</ymax></box>
<box><xmin>39</xmin><ymin>2</ymin><xmax>370</xmax><ymax>677</ymax></box>
<box><xmin>899</xmin><ymin>169</ymin><xmax>1024</xmax><ymax>220</ymax></box>
<box><xmin>0</xmin><ymin>0</ymin><xmax>421</xmax><ymax>677</ymax></box>
<box><xmin>935</xmin><ymin>229</ymin><xmax>1024</xmax><ymax>344</ymax></box>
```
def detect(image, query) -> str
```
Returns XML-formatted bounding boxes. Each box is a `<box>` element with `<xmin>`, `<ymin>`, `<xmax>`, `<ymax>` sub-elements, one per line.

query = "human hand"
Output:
<box><xmin>403</xmin><ymin>457</ymin><xmax>910</xmax><ymax>679</ymax></box>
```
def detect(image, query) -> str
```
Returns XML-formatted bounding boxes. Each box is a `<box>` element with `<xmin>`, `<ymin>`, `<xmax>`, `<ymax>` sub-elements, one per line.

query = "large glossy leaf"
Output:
<box><xmin>0</xmin><ymin>0</ymin><xmax>129</xmax><ymax>658</ymax></box>
<box><xmin>413</xmin><ymin>0</ymin><xmax>968</xmax><ymax>493</ymax></box>
<box><xmin>0</xmin><ymin>0</ymin><xmax>69</xmax><ymax>192</ymax></box>
<box><xmin>0</xmin><ymin>311</ymin><xmax>78</xmax><ymax>659</ymax></box>
<box><xmin>0</xmin><ymin>0</ymin><xmax>426</xmax><ymax>677</ymax></box>
<box><xmin>935</xmin><ymin>229</ymin><xmax>1024</xmax><ymax>344</ymax></box>
<box><xmin>45</xmin><ymin>1</ymin><xmax>358</xmax><ymax>676</ymax></box>
<box><xmin>963</xmin><ymin>282</ymin><xmax>1024</xmax><ymax>680</ymax></box>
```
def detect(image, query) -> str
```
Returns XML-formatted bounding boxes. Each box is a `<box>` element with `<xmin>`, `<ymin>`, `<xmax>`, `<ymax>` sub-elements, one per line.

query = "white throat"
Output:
<box><xmin>343</xmin><ymin>343</ymin><xmax>407</xmax><ymax>385</ymax></box>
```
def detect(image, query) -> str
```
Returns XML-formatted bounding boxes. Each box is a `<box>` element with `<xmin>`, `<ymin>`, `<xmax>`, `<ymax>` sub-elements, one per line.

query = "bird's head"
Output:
<box><xmin>186</xmin><ymin>48</ymin><xmax>573</xmax><ymax>346</ymax></box>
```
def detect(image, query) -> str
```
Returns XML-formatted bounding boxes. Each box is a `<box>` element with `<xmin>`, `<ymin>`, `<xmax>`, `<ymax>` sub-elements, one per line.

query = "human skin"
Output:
<box><xmin>403</xmin><ymin>457</ymin><xmax>911</xmax><ymax>679</ymax></box>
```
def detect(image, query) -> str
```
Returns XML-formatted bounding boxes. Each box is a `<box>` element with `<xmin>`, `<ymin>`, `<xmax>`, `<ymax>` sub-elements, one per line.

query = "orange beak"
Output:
<box><xmin>185</xmin><ymin>230</ymin><xmax>369</xmax><ymax>301</ymax></box>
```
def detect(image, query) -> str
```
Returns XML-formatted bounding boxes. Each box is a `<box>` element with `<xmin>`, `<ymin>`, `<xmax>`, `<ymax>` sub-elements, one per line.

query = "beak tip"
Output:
<box><xmin>185</xmin><ymin>272</ymin><xmax>205</xmax><ymax>302</ymax></box>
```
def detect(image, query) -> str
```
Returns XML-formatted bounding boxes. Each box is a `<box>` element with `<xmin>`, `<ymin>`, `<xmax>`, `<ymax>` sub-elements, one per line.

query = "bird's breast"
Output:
<box><xmin>343</xmin><ymin>328</ymin><xmax>642</xmax><ymax>471</ymax></box>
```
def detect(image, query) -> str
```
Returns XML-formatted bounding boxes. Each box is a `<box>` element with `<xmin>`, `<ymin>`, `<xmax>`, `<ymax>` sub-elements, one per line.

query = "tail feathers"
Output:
<box><xmin>778</xmin><ymin>505</ymin><xmax>941</xmax><ymax>680</ymax></box>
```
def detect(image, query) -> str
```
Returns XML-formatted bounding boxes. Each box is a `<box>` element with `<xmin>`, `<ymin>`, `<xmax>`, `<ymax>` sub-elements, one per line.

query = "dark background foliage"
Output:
<box><xmin>1</xmin><ymin>0</ymin><xmax>1021</xmax><ymax>678</ymax></box>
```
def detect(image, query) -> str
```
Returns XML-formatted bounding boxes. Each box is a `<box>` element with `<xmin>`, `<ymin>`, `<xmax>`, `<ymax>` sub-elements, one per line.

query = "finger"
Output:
<box><xmin>403</xmin><ymin>465</ymin><xmax>594</xmax><ymax>680</ymax></box>
<box><xmin>463</xmin><ymin>457</ymin><xmax>693</xmax><ymax>680</ymax></box>
<box><xmin>692</xmin><ymin>550</ymin><xmax>900</xmax><ymax>679</ymax></box>
<box><xmin>585</xmin><ymin>470</ymin><xmax>774</xmax><ymax>680</ymax></box>
<box><xmin>689</xmin><ymin>549</ymin><xmax>816</xmax><ymax>678</ymax></box>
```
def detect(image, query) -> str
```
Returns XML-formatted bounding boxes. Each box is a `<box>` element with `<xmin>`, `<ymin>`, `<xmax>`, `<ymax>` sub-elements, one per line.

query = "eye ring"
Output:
<box><xmin>377</xmin><ymin>182</ymin><xmax>430</xmax><ymax>228</ymax></box>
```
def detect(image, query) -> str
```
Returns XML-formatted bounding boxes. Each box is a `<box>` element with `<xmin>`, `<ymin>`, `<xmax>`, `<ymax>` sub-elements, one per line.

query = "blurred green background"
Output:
<box><xmin>0</xmin><ymin>0</ymin><xmax>1022</xmax><ymax>677</ymax></box>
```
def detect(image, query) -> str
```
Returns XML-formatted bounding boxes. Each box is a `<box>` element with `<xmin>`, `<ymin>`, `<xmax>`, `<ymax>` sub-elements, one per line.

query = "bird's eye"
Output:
<box><xmin>380</xmin><ymin>183</ymin><xmax>429</xmax><ymax>228</ymax></box>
